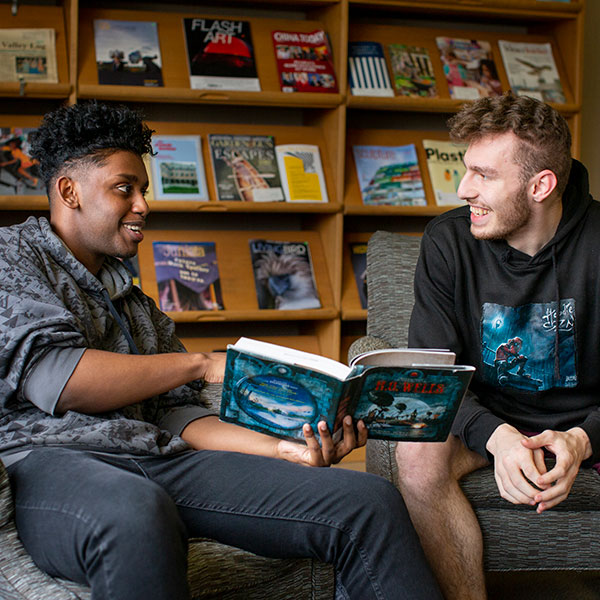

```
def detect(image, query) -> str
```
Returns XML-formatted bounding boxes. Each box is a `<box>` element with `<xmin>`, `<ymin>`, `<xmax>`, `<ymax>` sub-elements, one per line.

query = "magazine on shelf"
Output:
<box><xmin>208</xmin><ymin>134</ymin><xmax>284</xmax><ymax>202</ymax></box>
<box><xmin>183</xmin><ymin>18</ymin><xmax>260</xmax><ymax>91</ymax></box>
<box><xmin>498</xmin><ymin>40</ymin><xmax>566</xmax><ymax>104</ymax></box>
<box><xmin>422</xmin><ymin>139</ymin><xmax>468</xmax><ymax>207</ymax></box>
<box><xmin>149</xmin><ymin>135</ymin><xmax>209</xmax><ymax>201</ymax></box>
<box><xmin>220</xmin><ymin>337</ymin><xmax>475</xmax><ymax>443</ymax></box>
<box><xmin>272</xmin><ymin>29</ymin><xmax>338</xmax><ymax>93</ymax></box>
<box><xmin>93</xmin><ymin>19</ymin><xmax>163</xmax><ymax>87</ymax></box>
<box><xmin>349</xmin><ymin>242</ymin><xmax>368</xmax><ymax>310</ymax></box>
<box><xmin>0</xmin><ymin>28</ymin><xmax>57</xmax><ymax>83</ymax></box>
<box><xmin>435</xmin><ymin>37</ymin><xmax>502</xmax><ymax>100</ymax></box>
<box><xmin>152</xmin><ymin>241</ymin><xmax>224</xmax><ymax>312</ymax></box>
<box><xmin>275</xmin><ymin>144</ymin><xmax>328</xmax><ymax>203</ymax></box>
<box><xmin>249</xmin><ymin>239</ymin><xmax>321</xmax><ymax>310</ymax></box>
<box><xmin>348</xmin><ymin>41</ymin><xmax>393</xmax><ymax>97</ymax></box>
<box><xmin>388</xmin><ymin>44</ymin><xmax>438</xmax><ymax>98</ymax></box>
<box><xmin>0</xmin><ymin>127</ymin><xmax>44</xmax><ymax>196</ymax></box>
<box><xmin>352</xmin><ymin>144</ymin><xmax>426</xmax><ymax>206</ymax></box>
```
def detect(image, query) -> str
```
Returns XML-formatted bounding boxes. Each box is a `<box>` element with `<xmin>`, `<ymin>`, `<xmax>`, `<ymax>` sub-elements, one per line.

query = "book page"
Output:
<box><xmin>232</xmin><ymin>337</ymin><xmax>352</xmax><ymax>380</ymax></box>
<box><xmin>350</xmin><ymin>347</ymin><xmax>456</xmax><ymax>367</ymax></box>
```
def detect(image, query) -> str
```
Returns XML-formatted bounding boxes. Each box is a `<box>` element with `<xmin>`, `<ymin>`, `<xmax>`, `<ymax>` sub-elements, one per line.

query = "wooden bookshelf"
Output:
<box><xmin>0</xmin><ymin>0</ymin><xmax>587</xmax><ymax>362</ymax></box>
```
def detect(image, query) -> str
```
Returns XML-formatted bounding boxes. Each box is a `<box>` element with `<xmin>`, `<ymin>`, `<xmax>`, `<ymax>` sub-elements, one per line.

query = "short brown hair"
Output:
<box><xmin>447</xmin><ymin>93</ymin><xmax>572</xmax><ymax>196</ymax></box>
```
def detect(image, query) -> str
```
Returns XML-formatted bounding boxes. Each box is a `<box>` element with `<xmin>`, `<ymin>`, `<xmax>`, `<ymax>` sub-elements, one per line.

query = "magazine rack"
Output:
<box><xmin>0</xmin><ymin>0</ymin><xmax>586</xmax><ymax>364</ymax></box>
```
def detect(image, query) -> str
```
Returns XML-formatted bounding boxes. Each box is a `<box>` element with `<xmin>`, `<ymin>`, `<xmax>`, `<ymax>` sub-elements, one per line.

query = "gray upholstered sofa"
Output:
<box><xmin>350</xmin><ymin>230</ymin><xmax>600</xmax><ymax>577</ymax></box>
<box><xmin>0</xmin><ymin>387</ymin><xmax>334</xmax><ymax>599</ymax></box>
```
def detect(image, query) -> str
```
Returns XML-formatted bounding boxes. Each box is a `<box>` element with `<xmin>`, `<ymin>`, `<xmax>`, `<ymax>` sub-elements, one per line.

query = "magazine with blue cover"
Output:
<box><xmin>352</xmin><ymin>144</ymin><xmax>426</xmax><ymax>206</ymax></box>
<box><xmin>220</xmin><ymin>338</ymin><xmax>475</xmax><ymax>443</ymax></box>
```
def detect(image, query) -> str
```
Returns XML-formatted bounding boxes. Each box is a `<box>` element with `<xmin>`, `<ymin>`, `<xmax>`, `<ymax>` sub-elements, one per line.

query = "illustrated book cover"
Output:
<box><xmin>422</xmin><ymin>139</ymin><xmax>468</xmax><ymax>206</ymax></box>
<box><xmin>249</xmin><ymin>239</ymin><xmax>321</xmax><ymax>310</ymax></box>
<box><xmin>149</xmin><ymin>135</ymin><xmax>209</xmax><ymax>201</ymax></box>
<box><xmin>220</xmin><ymin>337</ymin><xmax>475</xmax><ymax>442</ymax></box>
<box><xmin>152</xmin><ymin>241</ymin><xmax>224</xmax><ymax>312</ymax></box>
<box><xmin>275</xmin><ymin>144</ymin><xmax>328</xmax><ymax>203</ymax></box>
<box><xmin>0</xmin><ymin>127</ymin><xmax>44</xmax><ymax>195</ymax></box>
<box><xmin>0</xmin><ymin>28</ymin><xmax>57</xmax><ymax>83</ymax></box>
<box><xmin>352</xmin><ymin>144</ymin><xmax>426</xmax><ymax>206</ymax></box>
<box><xmin>208</xmin><ymin>134</ymin><xmax>284</xmax><ymax>202</ymax></box>
<box><xmin>435</xmin><ymin>37</ymin><xmax>502</xmax><ymax>100</ymax></box>
<box><xmin>183</xmin><ymin>18</ymin><xmax>260</xmax><ymax>91</ymax></box>
<box><xmin>272</xmin><ymin>29</ymin><xmax>338</xmax><ymax>93</ymax></box>
<box><xmin>348</xmin><ymin>41</ymin><xmax>393</xmax><ymax>97</ymax></box>
<box><xmin>498</xmin><ymin>40</ymin><xmax>566</xmax><ymax>104</ymax></box>
<box><xmin>349</xmin><ymin>242</ymin><xmax>368</xmax><ymax>310</ymax></box>
<box><xmin>388</xmin><ymin>44</ymin><xmax>437</xmax><ymax>98</ymax></box>
<box><xmin>93</xmin><ymin>19</ymin><xmax>163</xmax><ymax>87</ymax></box>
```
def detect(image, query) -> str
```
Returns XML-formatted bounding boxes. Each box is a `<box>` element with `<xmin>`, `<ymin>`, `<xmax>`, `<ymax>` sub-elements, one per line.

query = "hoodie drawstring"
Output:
<box><xmin>101</xmin><ymin>288</ymin><xmax>140</xmax><ymax>355</ymax></box>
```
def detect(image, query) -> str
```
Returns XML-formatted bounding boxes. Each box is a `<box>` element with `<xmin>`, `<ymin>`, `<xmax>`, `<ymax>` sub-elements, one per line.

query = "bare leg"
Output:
<box><xmin>395</xmin><ymin>435</ymin><xmax>489</xmax><ymax>600</ymax></box>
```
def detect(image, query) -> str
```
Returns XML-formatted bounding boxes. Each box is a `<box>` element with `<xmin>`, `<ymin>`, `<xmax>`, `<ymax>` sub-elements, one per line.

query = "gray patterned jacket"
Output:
<box><xmin>0</xmin><ymin>216</ymin><xmax>214</xmax><ymax>461</ymax></box>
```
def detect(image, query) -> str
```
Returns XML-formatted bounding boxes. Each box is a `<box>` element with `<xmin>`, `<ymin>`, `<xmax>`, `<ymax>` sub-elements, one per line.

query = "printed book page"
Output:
<box><xmin>351</xmin><ymin>347</ymin><xmax>456</xmax><ymax>367</ymax></box>
<box><xmin>231</xmin><ymin>337</ymin><xmax>353</xmax><ymax>380</ymax></box>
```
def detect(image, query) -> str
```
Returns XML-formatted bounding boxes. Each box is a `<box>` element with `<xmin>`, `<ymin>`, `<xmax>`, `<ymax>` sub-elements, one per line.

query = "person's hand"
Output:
<box><xmin>521</xmin><ymin>427</ymin><xmax>591</xmax><ymax>513</ymax></box>
<box><xmin>486</xmin><ymin>423</ymin><xmax>548</xmax><ymax>507</ymax></box>
<box><xmin>196</xmin><ymin>351</ymin><xmax>227</xmax><ymax>383</ymax></box>
<box><xmin>276</xmin><ymin>416</ymin><xmax>367</xmax><ymax>467</ymax></box>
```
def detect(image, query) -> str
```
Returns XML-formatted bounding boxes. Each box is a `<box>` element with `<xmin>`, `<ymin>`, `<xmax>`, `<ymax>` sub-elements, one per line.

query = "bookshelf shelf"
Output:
<box><xmin>0</xmin><ymin>0</ymin><xmax>585</xmax><ymax>360</ymax></box>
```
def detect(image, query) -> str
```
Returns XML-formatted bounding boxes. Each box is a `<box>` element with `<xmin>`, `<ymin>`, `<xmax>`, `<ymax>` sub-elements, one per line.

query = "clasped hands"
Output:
<box><xmin>486</xmin><ymin>423</ymin><xmax>592</xmax><ymax>513</ymax></box>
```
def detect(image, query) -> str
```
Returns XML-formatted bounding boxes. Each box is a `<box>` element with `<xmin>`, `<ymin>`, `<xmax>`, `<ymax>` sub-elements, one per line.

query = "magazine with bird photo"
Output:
<box><xmin>249</xmin><ymin>239</ymin><xmax>321</xmax><ymax>310</ymax></box>
<box><xmin>220</xmin><ymin>337</ymin><xmax>475</xmax><ymax>443</ymax></box>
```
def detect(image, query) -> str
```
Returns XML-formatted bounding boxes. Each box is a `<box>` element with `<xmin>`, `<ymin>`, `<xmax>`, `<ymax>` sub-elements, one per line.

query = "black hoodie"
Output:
<box><xmin>409</xmin><ymin>159</ymin><xmax>600</xmax><ymax>465</ymax></box>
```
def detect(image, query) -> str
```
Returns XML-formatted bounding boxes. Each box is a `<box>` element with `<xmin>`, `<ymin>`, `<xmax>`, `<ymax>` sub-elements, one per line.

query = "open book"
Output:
<box><xmin>220</xmin><ymin>338</ymin><xmax>474</xmax><ymax>443</ymax></box>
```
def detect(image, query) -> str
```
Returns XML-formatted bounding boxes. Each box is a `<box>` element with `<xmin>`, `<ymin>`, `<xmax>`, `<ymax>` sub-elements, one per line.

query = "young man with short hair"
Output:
<box><xmin>0</xmin><ymin>102</ymin><xmax>441</xmax><ymax>600</ymax></box>
<box><xmin>395</xmin><ymin>93</ymin><xmax>599</xmax><ymax>599</ymax></box>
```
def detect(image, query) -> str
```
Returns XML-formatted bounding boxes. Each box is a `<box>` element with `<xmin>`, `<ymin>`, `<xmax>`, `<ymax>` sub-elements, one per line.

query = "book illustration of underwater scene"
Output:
<box><xmin>348</xmin><ymin>41</ymin><xmax>393</xmax><ymax>97</ymax></box>
<box><xmin>422</xmin><ymin>139</ymin><xmax>468</xmax><ymax>206</ymax></box>
<box><xmin>0</xmin><ymin>128</ymin><xmax>44</xmax><ymax>196</ymax></box>
<box><xmin>498</xmin><ymin>40</ymin><xmax>566</xmax><ymax>104</ymax></box>
<box><xmin>272</xmin><ymin>29</ymin><xmax>338</xmax><ymax>93</ymax></box>
<box><xmin>480</xmin><ymin>300</ymin><xmax>577</xmax><ymax>392</ymax></box>
<box><xmin>249</xmin><ymin>239</ymin><xmax>321</xmax><ymax>310</ymax></box>
<box><xmin>153</xmin><ymin>241</ymin><xmax>224</xmax><ymax>312</ymax></box>
<box><xmin>352</xmin><ymin>144</ymin><xmax>426</xmax><ymax>206</ymax></box>
<box><xmin>149</xmin><ymin>135</ymin><xmax>208</xmax><ymax>201</ymax></box>
<box><xmin>388</xmin><ymin>44</ymin><xmax>437</xmax><ymax>98</ymax></box>
<box><xmin>436</xmin><ymin>37</ymin><xmax>502</xmax><ymax>100</ymax></box>
<box><xmin>93</xmin><ymin>20</ymin><xmax>163</xmax><ymax>86</ymax></box>
<box><xmin>220</xmin><ymin>338</ymin><xmax>474</xmax><ymax>442</ymax></box>
<box><xmin>349</xmin><ymin>242</ymin><xmax>368</xmax><ymax>310</ymax></box>
<box><xmin>208</xmin><ymin>134</ymin><xmax>284</xmax><ymax>202</ymax></box>
<box><xmin>183</xmin><ymin>18</ymin><xmax>260</xmax><ymax>91</ymax></box>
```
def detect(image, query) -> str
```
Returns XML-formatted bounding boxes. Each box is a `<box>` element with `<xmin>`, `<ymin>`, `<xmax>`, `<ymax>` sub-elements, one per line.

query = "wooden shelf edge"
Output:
<box><xmin>347</xmin><ymin>96</ymin><xmax>580</xmax><ymax>116</ymax></box>
<box><xmin>147</xmin><ymin>200</ymin><xmax>342</xmax><ymax>214</ymax></box>
<box><xmin>0</xmin><ymin>82</ymin><xmax>72</xmax><ymax>99</ymax></box>
<box><xmin>341</xmin><ymin>309</ymin><xmax>367</xmax><ymax>321</ymax></box>
<box><xmin>343</xmin><ymin>204</ymin><xmax>455</xmax><ymax>217</ymax></box>
<box><xmin>77</xmin><ymin>85</ymin><xmax>344</xmax><ymax>108</ymax></box>
<box><xmin>167</xmin><ymin>308</ymin><xmax>340</xmax><ymax>323</ymax></box>
<box><xmin>0</xmin><ymin>197</ymin><xmax>48</xmax><ymax>210</ymax></box>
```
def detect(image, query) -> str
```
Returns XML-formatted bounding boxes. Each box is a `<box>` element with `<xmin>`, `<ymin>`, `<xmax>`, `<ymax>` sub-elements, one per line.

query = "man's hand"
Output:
<box><xmin>521</xmin><ymin>427</ymin><xmax>591</xmax><ymax>513</ymax></box>
<box><xmin>276</xmin><ymin>416</ymin><xmax>367</xmax><ymax>467</ymax></box>
<box><xmin>486</xmin><ymin>423</ymin><xmax>548</xmax><ymax>507</ymax></box>
<box><xmin>195</xmin><ymin>351</ymin><xmax>227</xmax><ymax>383</ymax></box>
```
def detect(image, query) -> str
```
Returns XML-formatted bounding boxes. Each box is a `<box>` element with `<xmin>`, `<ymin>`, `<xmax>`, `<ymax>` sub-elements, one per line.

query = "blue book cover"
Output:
<box><xmin>348</xmin><ymin>41</ymin><xmax>393</xmax><ymax>97</ymax></box>
<box><xmin>153</xmin><ymin>241</ymin><xmax>224</xmax><ymax>312</ymax></box>
<box><xmin>220</xmin><ymin>339</ymin><xmax>475</xmax><ymax>443</ymax></box>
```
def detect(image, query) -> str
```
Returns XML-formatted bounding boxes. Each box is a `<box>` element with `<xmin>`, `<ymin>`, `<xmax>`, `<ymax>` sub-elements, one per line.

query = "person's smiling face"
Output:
<box><xmin>457</xmin><ymin>132</ymin><xmax>532</xmax><ymax>244</ymax></box>
<box><xmin>54</xmin><ymin>150</ymin><xmax>149</xmax><ymax>275</ymax></box>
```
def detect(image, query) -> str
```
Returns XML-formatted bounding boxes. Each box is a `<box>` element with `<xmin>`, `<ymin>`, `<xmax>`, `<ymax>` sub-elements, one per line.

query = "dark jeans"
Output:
<box><xmin>7</xmin><ymin>448</ymin><xmax>441</xmax><ymax>600</ymax></box>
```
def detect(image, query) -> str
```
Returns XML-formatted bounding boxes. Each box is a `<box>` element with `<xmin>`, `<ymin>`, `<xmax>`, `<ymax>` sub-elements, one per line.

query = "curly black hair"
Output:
<box><xmin>29</xmin><ymin>101</ymin><xmax>154</xmax><ymax>190</ymax></box>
